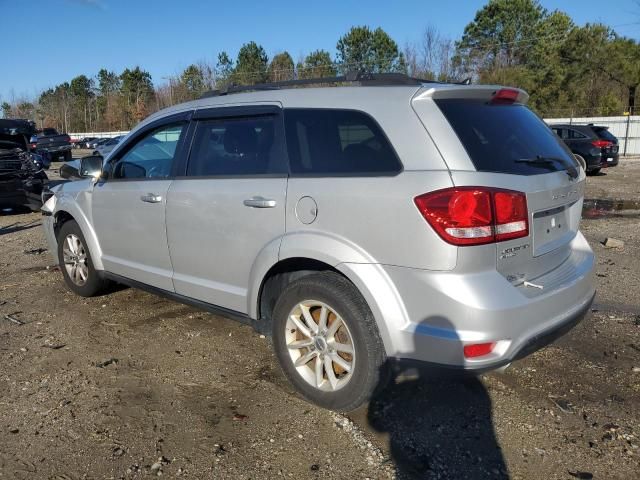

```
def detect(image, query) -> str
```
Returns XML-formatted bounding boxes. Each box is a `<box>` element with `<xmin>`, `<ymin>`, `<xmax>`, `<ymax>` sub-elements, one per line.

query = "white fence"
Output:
<box><xmin>69</xmin><ymin>131</ymin><xmax>129</xmax><ymax>141</ymax></box>
<box><xmin>70</xmin><ymin>114</ymin><xmax>640</xmax><ymax>155</ymax></box>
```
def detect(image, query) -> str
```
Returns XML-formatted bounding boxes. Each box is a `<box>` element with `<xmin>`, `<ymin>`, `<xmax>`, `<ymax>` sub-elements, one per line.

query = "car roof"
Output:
<box><xmin>138</xmin><ymin>82</ymin><xmax>526</xmax><ymax>133</ymax></box>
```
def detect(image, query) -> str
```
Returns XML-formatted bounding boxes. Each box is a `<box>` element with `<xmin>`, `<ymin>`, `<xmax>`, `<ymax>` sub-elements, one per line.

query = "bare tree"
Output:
<box><xmin>404</xmin><ymin>25</ymin><xmax>462</xmax><ymax>82</ymax></box>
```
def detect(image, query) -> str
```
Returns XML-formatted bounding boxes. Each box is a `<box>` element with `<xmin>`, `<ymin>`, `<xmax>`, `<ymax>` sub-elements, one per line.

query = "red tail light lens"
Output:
<box><xmin>491</xmin><ymin>88</ymin><xmax>520</xmax><ymax>104</ymax></box>
<box><xmin>591</xmin><ymin>139</ymin><xmax>612</xmax><ymax>148</ymax></box>
<box><xmin>414</xmin><ymin>187</ymin><xmax>528</xmax><ymax>246</ymax></box>
<box><xmin>493</xmin><ymin>191</ymin><xmax>528</xmax><ymax>241</ymax></box>
<box><xmin>464</xmin><ymin>342</ymin><xmax>495</xmax><ymax>358</ymax></box>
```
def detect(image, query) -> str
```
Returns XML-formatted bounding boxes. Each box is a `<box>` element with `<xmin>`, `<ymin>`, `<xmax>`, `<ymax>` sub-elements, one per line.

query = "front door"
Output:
<box><xmin>92</xmin><ymin>121</ymin><xmax>188</xmax><ymax>290</ymax></box>
<box><xmin>166</xmin><ymin>107</ymin><xmax>288</xmax><ymax>313</ymax></box>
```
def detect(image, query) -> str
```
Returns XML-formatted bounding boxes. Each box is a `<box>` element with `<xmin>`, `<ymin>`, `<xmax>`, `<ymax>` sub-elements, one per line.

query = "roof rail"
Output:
<box><xmin>200</xmin><ymin>71</ymin><xmax>444</xmax><ymax>99</ymax></box>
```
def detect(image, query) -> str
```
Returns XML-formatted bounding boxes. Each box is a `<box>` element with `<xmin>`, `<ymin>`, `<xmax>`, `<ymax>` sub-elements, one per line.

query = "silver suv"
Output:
<box><xmin>42</xmin><ymin>74</ymin><xmax>595</xmax><ymax>411</ymax></box>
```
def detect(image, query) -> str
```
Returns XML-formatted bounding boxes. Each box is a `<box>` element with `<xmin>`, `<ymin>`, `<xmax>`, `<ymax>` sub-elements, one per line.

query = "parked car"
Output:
<box><xmin>41</xmin><ymin>74</ymin><xmax>595</xmax><ymax>411</ymax></box>
<box><xmin>550</xmin><ymin>124</ymin><xmax>619</xmax><ymax>175</ymax></box>
<box><xmin>93</xmin><ymin>136</ymin><xmax>123</xmax><ymax>158</ymax></box>
<box><xmin>0</xmin><ymin>121</ymin><xmax>48</xmax><ymax>211</ymax></box>
<box><xmin>35</xmin><ymin>128</ymin><xmax>73</xmax><ymax>162</ymax></box>
<box><xmin>87</xmin><ymin>138</ymin><xmax>109</xmax><ymax>149</ymax></box>
<box><xmin>74</xmin><ymin>137</ymin><xmax>93</xmax><ymax>149</ymax></box>
<box><xmin>71</xmin><ymin>137</ymin><xmax>90</xmax><ymax>149</ymax></box>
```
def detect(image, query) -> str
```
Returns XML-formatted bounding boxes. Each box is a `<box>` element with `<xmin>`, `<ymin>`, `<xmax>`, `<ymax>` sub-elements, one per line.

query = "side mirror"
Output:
<box><xmin>79</xmin><ymin>155</ymin><xmax>103</xmax><ymax>178</ymax></box>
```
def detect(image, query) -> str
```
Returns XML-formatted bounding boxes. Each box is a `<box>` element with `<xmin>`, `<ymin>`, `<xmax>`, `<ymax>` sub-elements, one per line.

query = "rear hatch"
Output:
<box><xmin>412</xmin><ymin>86</ymin><xmax>584</xmax><ymax>284</ymax></box>
<box><xmin>37</xmin><ymin>134</ymin><xmax>70</xmax><ymax>150</ymax></box>
<box><xmin>592</xmin><ymin>125</ymin><xmax>619</xmax><ymax>156</ymax></box>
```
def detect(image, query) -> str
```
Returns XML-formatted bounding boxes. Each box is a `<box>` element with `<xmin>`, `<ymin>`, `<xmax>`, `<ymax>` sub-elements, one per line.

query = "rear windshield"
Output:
<box><xmin>592</xmin><ymin>126</ymin><xmax>617</xmax><ymax>143</ymax></box>
<box><xmin>436</xmin><ymin>99</ymin><xmax>578</xmax><ymax>175</ymax></box>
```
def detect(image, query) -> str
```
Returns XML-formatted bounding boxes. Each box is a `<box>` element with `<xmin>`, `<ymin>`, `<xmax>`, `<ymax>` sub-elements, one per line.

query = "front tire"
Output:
<box><xmin>63</xmin><ymin>150</ymin><xmax>72</xmax><ymax>162</ymax></box>
<box><xmin>57</xmin><ymin>220</ymin><xmax>108</xmax><ymax>297</ymax></box>
<box><xmin>587</xmin><ymin>167</ymin><xmax>601</xmax><ymax>176</ymax></box>
<box><xmin>272</xmin><ymin>272</ymin><xmax>387</xmax><ymax>411</ymax></box>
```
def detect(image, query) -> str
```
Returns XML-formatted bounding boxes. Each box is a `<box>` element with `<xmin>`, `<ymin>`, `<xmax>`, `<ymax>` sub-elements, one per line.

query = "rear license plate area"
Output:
<box><xmin>532</xmin><ymin>204</ymin><xmax>572</xmax><ymax>256</ymax></box>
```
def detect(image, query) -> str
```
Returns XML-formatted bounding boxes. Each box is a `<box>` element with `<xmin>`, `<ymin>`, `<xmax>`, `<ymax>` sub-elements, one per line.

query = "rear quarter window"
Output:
<box><xmin>284</xmin><ymin>109</ymin><xmax>402</xmax><ymax>175</ymax></box>
<box><xmin>436</xmin><ymin>99</ymin><xmax>577</xmax><ymax>175</ymax></box>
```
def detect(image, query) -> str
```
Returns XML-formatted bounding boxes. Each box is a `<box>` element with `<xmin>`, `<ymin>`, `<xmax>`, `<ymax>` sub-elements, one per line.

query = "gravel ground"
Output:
<box><xmin>0</xmin><ymin>156</ymin><xmax>639</xmax><ymax>479</ymax></box>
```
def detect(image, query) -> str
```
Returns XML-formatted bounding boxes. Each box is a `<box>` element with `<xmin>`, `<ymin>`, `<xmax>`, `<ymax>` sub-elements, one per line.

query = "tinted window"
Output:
<box><xmin>436</xmin><ymin>100</ymin><xmax>577</xmax><ymax>175</ymax></box>
<box><xmin>567</xmin><ymin>129</ymin><xmax>588</xmax><ymax>139</ymax></box>
<box><xmin>284</xmin><ymin>109</ymin><xmax>401</xmax><ymax>175</ymax></box>
<box><xmin>593</xmin><ymin>126</ymin><xmax>617</xmax><ymax>143</ymax></box>
<box><xmin>187</xmin><ymin>116</ymin><xmax>286</xmax><ymax>176</ymax></box>
<box><xmin>111</xmin><ymin>123</ymin><xmax>184</xmax><ymax>179</ymax></box>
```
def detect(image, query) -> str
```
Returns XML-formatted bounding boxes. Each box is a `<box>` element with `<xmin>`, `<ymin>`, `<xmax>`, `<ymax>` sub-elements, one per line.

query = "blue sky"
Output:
<box><xmin>1</xmin><ymin>0</ymin><xmax>638</xmax><ymax>102</ymax></box>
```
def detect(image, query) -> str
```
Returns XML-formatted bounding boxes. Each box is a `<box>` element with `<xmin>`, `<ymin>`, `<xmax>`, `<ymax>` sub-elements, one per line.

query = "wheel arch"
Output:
<box><xmin>253</xmin><ymin>254</ymin><xmax>408</xmax><ymax>357</ymax></box>
<box><xmin>52</xmin><ymin>203</ymin><xmax>104</xmax><ymax>271</ymax></box>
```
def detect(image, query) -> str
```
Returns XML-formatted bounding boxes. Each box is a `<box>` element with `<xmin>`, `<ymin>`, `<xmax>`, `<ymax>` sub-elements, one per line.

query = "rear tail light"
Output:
<box><xmin>591</xmin><ymin>140</ymin><xmax>613</xmax><ymax>148</ymax></box>
<box><xmin>464</xmin><ymin>342</ymin><xmax>496</xmax><ymax>358</ymax></box>
<box><xmin>491</xmin><ymin>88</ymin><xmax>520</xmax><ymax>104</ymax></box>
<box><xmin>414</xmin><ymin>187</ymin><xmax>529</xmax><ymax>246</ymax></box>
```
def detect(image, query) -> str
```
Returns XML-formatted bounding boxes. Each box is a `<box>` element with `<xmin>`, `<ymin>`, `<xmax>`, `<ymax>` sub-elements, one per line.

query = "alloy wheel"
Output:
<box><xmin>285</xmin><ymin>300</ymin><xmax>356</xmax><ymax>392</ymax></box>
<box><xmin>62</xmin><ymin>234</ymin><xmax>89</xmax><ymax>286</ymax></box>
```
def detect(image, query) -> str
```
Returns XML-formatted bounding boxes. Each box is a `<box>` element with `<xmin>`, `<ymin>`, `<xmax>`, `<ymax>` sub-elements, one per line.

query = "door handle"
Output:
<box><xmin>243</xmin><ymin>196</ymin><xmax>277</xmax><ymax>208</ymax></box>
<box><xmin>140</xmin><ymin>193</ymin><xmax>163</xmax><ymax>203</ymax></box>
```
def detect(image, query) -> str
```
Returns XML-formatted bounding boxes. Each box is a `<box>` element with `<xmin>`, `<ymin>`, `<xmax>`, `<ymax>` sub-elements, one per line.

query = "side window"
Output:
<box><xmin>284</xmin><ymin>109</ymin><xmax>402</xmax><ymax>175</ymax></box>
<box><xmin>111</xmin><ymin>123</ymin><xmax>185</xmax><ymax>180</ymax></box>
<box><xmin>552</xmin><ymin>128</ymin><xmax>569</xmax><ymax>140</ymax></box>
<box><xmin>187</xmin><ymin>115</ymin><xmax>286</xmax><ymax>176</ymax></box>
<box><xmin>568</xmin><ymin>129</ymin><xmax>588</xmax><ymax>139</ymax></box>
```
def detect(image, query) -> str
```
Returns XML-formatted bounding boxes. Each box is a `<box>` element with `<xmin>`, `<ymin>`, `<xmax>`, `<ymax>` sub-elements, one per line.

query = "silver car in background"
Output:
<box><xmin>41</xmin><ymin>74</ymin><xmax>595</xmax><ymax>411</ymax></box>
<box><xmin>93</xmin><ymin>135</ymin><xmax>123</xmax><ymax>158</ymax></box>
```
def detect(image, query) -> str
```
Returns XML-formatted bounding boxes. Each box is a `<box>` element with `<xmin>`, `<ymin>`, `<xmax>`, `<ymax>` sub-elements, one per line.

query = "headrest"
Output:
<box><xmin>223</xmin><ymin>124</ymin><xmax>257</xmax><ymax>155</ymax></box>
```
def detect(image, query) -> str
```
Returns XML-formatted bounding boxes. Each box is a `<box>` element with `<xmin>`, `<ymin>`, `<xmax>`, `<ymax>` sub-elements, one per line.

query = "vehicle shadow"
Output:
<box><xmin>367</xmin><ymin>319</ymin><xmax>508</xmax><ymax>479</ymax></box>
<box><xmin>0</xmin><ymin>221</ymin><xmax>41</xmax><ymax>236</ymax></box>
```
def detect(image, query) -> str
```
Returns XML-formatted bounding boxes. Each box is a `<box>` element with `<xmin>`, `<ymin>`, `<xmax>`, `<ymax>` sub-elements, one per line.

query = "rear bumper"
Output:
<box><xmin>39</xmin><ymin>145</ymin><xmax>71</xmax><ymax>153</ymax></box>
<box><xmin>583</xmin><ymin>152</ymin><xmax>619</xmax><ymax>170</ymax></box>
<box><xmin>379</xmin><ymin>232</ymin><xmax>595</xmax><ymax>370</ymax></box>
<box><xmin>600</xmin><ymin>153</ymin><xmax>619</xmax><ymax>168</ymax></box>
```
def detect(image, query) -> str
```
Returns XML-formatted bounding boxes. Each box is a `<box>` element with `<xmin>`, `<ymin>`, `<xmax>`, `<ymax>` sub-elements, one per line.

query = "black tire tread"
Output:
<box><xmin>272</xmin><ymin>271</ymin><xmax>387</xmax><ymax>411</ymax></box>
<box><xmin>57</xmin><ymin>220</ymin><xmax>108</xmax><ymax>297</ymax></box>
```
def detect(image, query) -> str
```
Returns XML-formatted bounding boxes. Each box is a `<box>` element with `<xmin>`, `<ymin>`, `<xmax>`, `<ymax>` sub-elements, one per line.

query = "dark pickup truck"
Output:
<box><xmin>33</xmin><ymin>128</ymin><xmax>73</xmax><ymax>162</ymax></box>
<box><xmin>0</xmin><ymin>119</ymin><xmax>49</xmax><ymax>211</ymax></box>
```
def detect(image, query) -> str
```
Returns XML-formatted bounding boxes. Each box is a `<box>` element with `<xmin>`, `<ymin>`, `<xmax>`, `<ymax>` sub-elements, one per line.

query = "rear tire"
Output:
<box><xmin>57</xmin><ymin>220</ymin><xmax>109</xmax><ymax>297</ymax></box>
<box><xmin>63</xmin><ymin>150</ymin><xmax>72</xmax><ymax>162</ymax></box>
<box><xmin>272</xmin><ymin>272</ymin><xmax>387</xmax><ymax>411</ymax></box>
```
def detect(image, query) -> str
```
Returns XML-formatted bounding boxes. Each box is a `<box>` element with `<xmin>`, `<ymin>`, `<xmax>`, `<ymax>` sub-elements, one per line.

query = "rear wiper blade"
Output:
<box><xmin>515</xmin><ymin>155</ymin><xmax>568</xmax><ymax>164</ymax></box>
<box><xmin>516</xmin><ymin>155</ymin><xmax>579</xmax><ymax>179</ymax></box>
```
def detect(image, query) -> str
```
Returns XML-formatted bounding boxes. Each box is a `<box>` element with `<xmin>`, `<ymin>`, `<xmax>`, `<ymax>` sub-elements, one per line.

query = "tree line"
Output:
<box><xmin>2</xmin><ymin>0</ymin><xmax>638</xmax><ymax>132</ymax></box>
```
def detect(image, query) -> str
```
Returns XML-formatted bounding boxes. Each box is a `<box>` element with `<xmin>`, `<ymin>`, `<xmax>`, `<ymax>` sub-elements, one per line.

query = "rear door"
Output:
<box><xmin>165</xmin><ymin>105</ymin><xmax>288</xmax><ymax>313</ymax></box>
<box><xmin>414</xmin><ymin>89</ymin><xmax>584</xmax><ymax>283</ymax></box>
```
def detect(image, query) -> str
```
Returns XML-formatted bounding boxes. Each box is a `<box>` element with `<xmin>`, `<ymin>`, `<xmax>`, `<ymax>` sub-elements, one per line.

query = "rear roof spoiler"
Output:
<box><xmin>414</xmin><ymin>85</ymin><xmax>529</xmax><ymax>104</ymax></box>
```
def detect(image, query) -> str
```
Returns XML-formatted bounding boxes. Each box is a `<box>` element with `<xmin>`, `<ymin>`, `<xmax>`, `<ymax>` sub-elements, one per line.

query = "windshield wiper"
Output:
<box><xmin>516</xmin><ymin>155</ymin><xmax>579</xmax><ymax>179</ymax></box>
<box><xmin>516</xmin><ymin>155</ymin><xmax>567</xmax><ymax>164</ymax></box>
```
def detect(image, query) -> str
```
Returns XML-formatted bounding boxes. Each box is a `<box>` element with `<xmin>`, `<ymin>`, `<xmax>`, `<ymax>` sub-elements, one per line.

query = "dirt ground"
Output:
<box><xmin>1</xmin><ymin>157</ymin><xmax>639</xmax><ymax>479</ymax></box>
